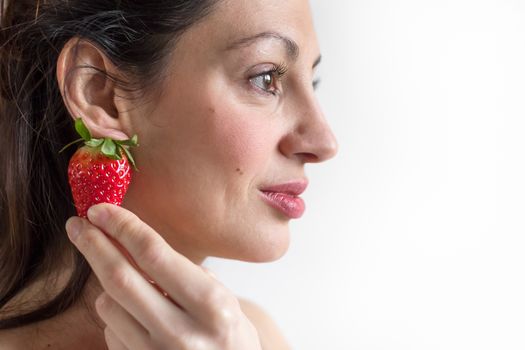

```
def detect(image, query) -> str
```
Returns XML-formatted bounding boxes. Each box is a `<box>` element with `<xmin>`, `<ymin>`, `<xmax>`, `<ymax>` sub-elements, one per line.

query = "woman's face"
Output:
<box><xmin>121</xmin><ymin>0</ymin><xmax>338</xmax><ymax>264</ymax></box>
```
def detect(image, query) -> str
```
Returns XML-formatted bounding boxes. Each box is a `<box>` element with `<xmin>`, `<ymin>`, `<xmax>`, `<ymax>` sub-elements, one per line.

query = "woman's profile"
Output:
<box><xmin>0</xmin><ymin>0</ymin><xmax>338</xmax><ymax>348</ymax></box>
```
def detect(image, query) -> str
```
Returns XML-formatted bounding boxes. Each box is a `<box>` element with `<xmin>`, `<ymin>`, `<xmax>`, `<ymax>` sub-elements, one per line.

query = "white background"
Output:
<box><xmin>204</xmin><ymin>1</ymin><xmax>525</xmax><ymax>349</ymax></box>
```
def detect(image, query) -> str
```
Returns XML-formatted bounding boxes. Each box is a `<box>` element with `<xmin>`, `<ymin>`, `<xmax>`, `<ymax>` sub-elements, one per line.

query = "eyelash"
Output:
<box><xmin>249</xmin><ymin>62</ymin><xmax>289</xmax><ymax>96</ymax></box>
<box><xmin>248</xmin><ymin>63</ymin><xmax>322</xmax><ymax>96</ymax></box>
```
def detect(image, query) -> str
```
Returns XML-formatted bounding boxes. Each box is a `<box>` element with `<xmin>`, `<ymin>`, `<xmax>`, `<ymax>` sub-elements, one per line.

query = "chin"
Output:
<box><xmin>232</xmin><ymin>224</ymin><xmax>292</xmax><ymax>263</ymax></box>
<box><xmin>253</xmin><ymin>243</ymin><xmax>290</xmax><ymax>262</ymax></box>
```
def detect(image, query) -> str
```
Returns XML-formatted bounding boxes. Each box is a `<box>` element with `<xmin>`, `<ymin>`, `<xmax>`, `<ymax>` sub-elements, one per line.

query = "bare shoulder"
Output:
<box><xmin>237</xmin><ymin>297</ymin><xmax>293</xmax><ymax>350</ymax></box>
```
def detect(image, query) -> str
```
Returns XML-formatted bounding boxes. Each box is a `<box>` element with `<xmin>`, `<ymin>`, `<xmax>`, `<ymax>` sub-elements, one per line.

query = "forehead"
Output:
<box><xmin>186</xmin><ymin>0</ymin><xmax>320</xmax><ymax>60</ymax></box>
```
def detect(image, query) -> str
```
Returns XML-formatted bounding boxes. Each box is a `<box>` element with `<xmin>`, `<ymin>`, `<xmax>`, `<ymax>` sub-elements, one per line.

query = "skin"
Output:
<box><xmin>0</xmin><ymin>0</ymin><xmax>337</xmax><ymax>348</ymax></box>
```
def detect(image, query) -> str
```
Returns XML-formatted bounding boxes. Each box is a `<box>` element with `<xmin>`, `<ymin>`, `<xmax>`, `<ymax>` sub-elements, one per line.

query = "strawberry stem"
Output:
<box><xmin>60</xmin><ymin>118</ymin><xmax>140</xmax><ymax>171</ymax></box>
<box><xmin>59</xmin><ymin>138</ymin><xmax>84</xmax><ymax>153</ymax></box>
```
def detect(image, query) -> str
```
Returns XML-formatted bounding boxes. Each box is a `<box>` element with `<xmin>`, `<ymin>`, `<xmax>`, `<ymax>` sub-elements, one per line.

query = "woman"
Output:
<box><xmin>0</xmin><ymin>0</ymin><xmax>338</xmax><ymax>348</ymax></box>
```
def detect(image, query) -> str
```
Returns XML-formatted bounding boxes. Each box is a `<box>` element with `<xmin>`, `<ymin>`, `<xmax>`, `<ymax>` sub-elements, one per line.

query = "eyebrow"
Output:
<box><xmin>226</xmin><ymin>31</ymin><xmax>300</xmax><ymax>61</ymax></box>
<box><xmin>226</xmin><ymin>31</ymin><xmax>322</xmax><ymax>70</ymax></box>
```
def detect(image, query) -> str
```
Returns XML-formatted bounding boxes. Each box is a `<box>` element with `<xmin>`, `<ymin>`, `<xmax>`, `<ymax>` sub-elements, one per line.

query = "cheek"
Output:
<box><xmin>203</xmin><ymin>104</ymin><xmax>273</xmax><ymax>177</ymax></box>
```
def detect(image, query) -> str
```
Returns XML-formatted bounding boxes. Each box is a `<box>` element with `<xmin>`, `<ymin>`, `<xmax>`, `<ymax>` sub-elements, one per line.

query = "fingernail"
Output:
<box><xmin>65</xmin><ymin>217</ymin><xmax>83</xmax><ymax>240</ymax></box>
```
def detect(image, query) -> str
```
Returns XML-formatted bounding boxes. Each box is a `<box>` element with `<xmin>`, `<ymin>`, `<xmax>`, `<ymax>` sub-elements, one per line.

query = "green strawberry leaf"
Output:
<box><xmin>107</xmin><ymin>152</ymin><xmax>122</xmax><ymax>160</ymax></box>
<box><xmin>116</xmin><ymin>134</ymin><xmax>139</xmax><ymax>147</ymax></box>
<box><xmin>75</xmin><ymin>118</ymin><xmax>92</xmax><ymax>141</ymax></box>
<box><xmin>85</xmin><ymin>138</ymin><xmax>104</xmax><ymax>148</ymax></box>
<box><xmin>121</xmin><ymin>146</ymin><xmax>138</xmax><ymax>171</ymax></box>
<box><xmin>101</xmin><ymin>138</ymin><xmax>116</xmax><ymax>157</ymax></box>
<box><xmin>130</xmin><ymin>134</ymin><xmax>138</xmax><ymax>146</ymax></box>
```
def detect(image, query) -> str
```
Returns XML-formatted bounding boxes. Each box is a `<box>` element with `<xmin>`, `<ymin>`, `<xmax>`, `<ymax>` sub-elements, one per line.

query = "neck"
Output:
<box><xmin>121</xmin><ymin>190</ymin><xmax>208</xmax><ymax>266</ymax></box>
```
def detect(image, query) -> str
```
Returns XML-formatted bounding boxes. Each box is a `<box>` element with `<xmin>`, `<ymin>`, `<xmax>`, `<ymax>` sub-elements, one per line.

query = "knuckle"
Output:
<box><xmin>209</xmin><ymin>318</ymin><xmax>239</xmax><ymax>348</ymax></box>
<box><xmin>201</xmin><ymin>287</ymin><xmax>241</xmax><ymax>329</ymax></box>
<box><xmin>95</xmin><ymin>292</ymin><xmax>112</xmax><ymax>314</ymax></box>
<box><xmin>76</xmin><ymin>224</ymin><xmax>102</xmax><ymax>251</ymax></box>
<box><xmin>153</xmin><ymin>327</ymin><xmax>201</xmax><ymax>350</ymax></box>
<box><xmin>201</xmin><ymin>285</ymin><xmax>230</xmax><ymax>309</ymax></box>
<box><xmin>181</xmin><ymin>334</ymin><xmax>214</xmax><ymax>350</ymax></box>
<box><xmin>113</xmin><ymin>210</ymin><xmax>140</xmax><ymax>240</ymax></box>
<box><xmin>214</xmin><ymin>306</ymin><xmax>241</xmax><ymax>330</ymax></box>
<box><xmin>136</xmin><ymin>237</ymin><xmax>165</xmax><ymax>268</ymax></box>
<box><xmin>106</xmin><ymin>265</ymin><xmax>134</xmax><ymax>290</ymax></box>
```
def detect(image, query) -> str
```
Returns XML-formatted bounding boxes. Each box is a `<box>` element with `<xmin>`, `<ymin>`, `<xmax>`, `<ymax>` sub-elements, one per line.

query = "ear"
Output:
<box><xmin>56</xmin><ymin>37</ymin><xmax>134</xmax><ymax>140</ymax></box>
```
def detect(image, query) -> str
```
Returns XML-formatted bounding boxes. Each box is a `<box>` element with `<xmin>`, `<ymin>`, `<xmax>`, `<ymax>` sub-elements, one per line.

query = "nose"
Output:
<box><xmin>279</xmin><ymin>92</ymin><xmax>339</xmax><ymax>164</ymax></box>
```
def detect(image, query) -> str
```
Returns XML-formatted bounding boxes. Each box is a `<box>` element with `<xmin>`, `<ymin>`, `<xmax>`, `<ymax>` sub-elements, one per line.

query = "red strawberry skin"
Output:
<box><xmin>68</xmin><ymin>146</ymin><xmax>132</xmax><ymax>218</ymax></box>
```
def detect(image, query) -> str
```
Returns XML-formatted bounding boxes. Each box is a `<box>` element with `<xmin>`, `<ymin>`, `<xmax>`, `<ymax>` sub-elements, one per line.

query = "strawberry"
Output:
<box><xmin>59</xmin><ymin>118</ymin><xmax>139</xmax><ymax>218</ymax></box>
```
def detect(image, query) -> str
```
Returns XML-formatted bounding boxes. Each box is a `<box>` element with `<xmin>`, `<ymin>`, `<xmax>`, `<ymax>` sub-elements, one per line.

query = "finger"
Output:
<box><xmin>65</xmin><ymin>216</ymin><xmax>190</xmax><ymax>332</ymax></box>
<box><xmin>200</xmin><ymin>266</ymin><xmax>218</xmax><ymax>280</ymax></box>
<box><xmin>85</xmin><ymin>203</ymin><xmax>222</xmax><ymax>314</ymax></box>
<box><xmin>96</xmin><ymin>292</ymin><xmax>150</xmax><ymax>350</ymax></box>
<box><xmin>104</xmin><ymin>327</ymin><xmax>129</xmax><ymax>350</ymax></box>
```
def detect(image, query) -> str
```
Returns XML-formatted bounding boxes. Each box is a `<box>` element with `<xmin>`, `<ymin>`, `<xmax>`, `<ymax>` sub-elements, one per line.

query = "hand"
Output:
<box><xmin>65</xmin><ymin>203</ymin><xmax>262</xmax><ymax>350</ymax></box>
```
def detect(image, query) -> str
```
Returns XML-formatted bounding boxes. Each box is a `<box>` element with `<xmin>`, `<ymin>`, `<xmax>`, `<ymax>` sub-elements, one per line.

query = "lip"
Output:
<box><xmin>259</xmin><ymin>179</ymin><xmax>309</xmax><ymax>196</ymax></box>
<box><xmin>259</xmin><ymin>179</ymin><xmax>308</xmax><ymax>219</ymax></box>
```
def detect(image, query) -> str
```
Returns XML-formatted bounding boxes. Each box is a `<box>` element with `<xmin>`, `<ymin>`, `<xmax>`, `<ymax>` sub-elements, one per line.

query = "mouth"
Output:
<box><xmin>259</xmin><ymin>179</ymin><xmax>308</xmax><ymax>219</ymax></box>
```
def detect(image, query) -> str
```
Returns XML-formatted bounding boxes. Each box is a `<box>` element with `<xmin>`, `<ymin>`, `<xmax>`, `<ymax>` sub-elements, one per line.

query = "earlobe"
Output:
<box><xmin>56</xmin><ymin>37</ymin><xmax>131</xmax><ymax>141</ymax></box>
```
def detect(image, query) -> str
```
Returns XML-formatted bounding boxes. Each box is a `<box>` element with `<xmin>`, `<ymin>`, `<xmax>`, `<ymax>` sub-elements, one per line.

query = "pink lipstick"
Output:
<box><xmin>259</xmin><ymin>179</ymin><xmax>308</xmax><ymax>219</ymax></box>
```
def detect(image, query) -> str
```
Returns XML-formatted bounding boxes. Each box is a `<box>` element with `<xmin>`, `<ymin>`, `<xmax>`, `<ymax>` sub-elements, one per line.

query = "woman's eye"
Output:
<box><xmin>250</xmin><ymin>72</ymin><xmax>279</xmax><ymax>95</ymax></box>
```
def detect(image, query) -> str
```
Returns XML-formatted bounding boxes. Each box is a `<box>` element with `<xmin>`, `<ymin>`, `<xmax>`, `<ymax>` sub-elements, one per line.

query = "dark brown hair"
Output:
<box><xmin>0</xmin><ymin>0</ymin><xmax>219</xmax><ymax>330</ymax></box>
